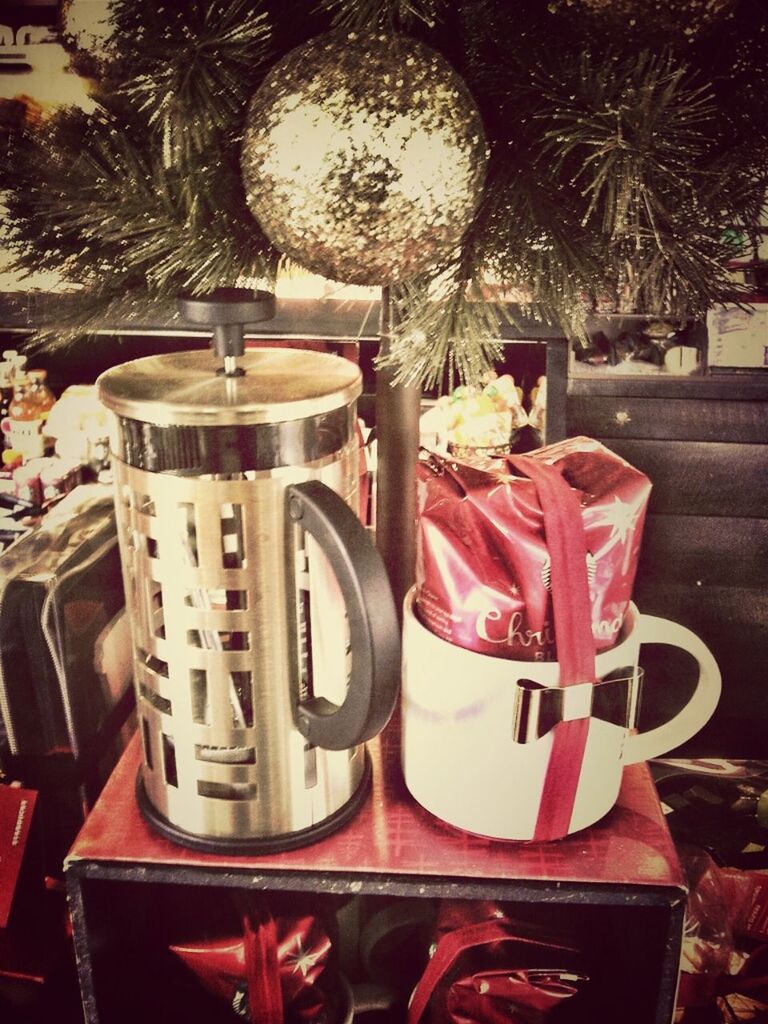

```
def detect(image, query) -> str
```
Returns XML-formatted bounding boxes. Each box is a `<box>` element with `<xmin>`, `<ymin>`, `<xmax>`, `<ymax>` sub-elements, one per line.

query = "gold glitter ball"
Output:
<box><xmin>241</xmin><ymin>30</ymin><xmax>489</xmax><ymax>286</ymax></box>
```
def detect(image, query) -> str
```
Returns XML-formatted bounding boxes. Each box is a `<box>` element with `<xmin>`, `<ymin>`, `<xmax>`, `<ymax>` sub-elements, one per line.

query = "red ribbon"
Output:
<box><xmin>169</xmin><ymin>907</ymin><xmax>330</xmax><ymax>1023</ymax></box>
<box><xmin>244</xmin><ymin>907</ymin><xmax>284</xmax><ymax>1024</ymax></box>
<box><xmin>505</xmin><ymin>456</ymin><xmax>596</xmax><ymax>842</ymax></box>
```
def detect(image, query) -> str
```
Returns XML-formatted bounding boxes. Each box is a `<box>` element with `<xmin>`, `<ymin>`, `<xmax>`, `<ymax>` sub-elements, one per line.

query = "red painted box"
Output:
<box><xmin>65</xmin><ymin>729</ymin><xmax>687</xmax><ymax>1024</ymax></box>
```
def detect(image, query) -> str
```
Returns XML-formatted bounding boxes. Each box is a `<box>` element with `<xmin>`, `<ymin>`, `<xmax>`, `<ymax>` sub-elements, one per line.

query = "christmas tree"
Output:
<box><xmin>2</xmin><ymin>0</ymin><xmax>767</xmax><ymax>386</ymax></box>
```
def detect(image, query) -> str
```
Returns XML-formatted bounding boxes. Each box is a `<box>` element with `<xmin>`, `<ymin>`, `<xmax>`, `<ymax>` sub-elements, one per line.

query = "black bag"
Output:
<box><xmin>0</xmin><ymin>485</ymin><xmax>134</xmax><ymax>868</ymax></box>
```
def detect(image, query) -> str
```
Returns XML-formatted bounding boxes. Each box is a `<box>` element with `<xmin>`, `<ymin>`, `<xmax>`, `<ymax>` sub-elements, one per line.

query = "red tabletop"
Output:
<box><xmin>66</xmin><ymin>725</ymin><xmax>684</xmax><ymax>892</ymax></box>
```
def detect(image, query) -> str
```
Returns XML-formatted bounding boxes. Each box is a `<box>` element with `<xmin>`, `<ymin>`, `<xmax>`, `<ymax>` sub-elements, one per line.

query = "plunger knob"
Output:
<box><xmin>177</xmin><ymin>288</ymin><xmax>276</xmax><ymax>376</ymax></box>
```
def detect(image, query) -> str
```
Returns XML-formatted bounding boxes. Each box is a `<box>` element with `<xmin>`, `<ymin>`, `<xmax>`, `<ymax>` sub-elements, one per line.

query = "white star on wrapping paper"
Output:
<box><xmin>284</xmin><ymin>937</ymin><xmax>323</xmax><ymax>977</ymax></box>
<box><xmin>602</xmin><ymin>495</ymin><xmax>639</xmax><ymax>547</ymax></box>
<box><xmin>592</xmin><ymin>495</ymin><xmax>641</xmax><ymax>575</ymax></box>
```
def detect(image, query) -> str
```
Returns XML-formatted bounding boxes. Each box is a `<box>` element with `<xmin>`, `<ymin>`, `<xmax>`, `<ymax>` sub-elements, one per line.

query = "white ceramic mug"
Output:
<box><xmin>401</xmin><ymin>588</ymin><xmax>721</xmax><ymax>841</ymax></box>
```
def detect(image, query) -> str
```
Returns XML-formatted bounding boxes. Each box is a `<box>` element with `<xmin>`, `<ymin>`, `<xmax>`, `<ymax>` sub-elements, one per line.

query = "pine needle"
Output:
<box><xmin>316</xmin><ymin>0</ymin><xmax>446</xmax><ymax>30</ymax></box>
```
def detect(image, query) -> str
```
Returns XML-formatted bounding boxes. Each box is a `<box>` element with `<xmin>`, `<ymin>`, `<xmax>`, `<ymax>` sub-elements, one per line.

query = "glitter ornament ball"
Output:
<box><xmin>241</xmin><ymin>31</ymin><xmax>489</xmax><ymax>286</ymax></box>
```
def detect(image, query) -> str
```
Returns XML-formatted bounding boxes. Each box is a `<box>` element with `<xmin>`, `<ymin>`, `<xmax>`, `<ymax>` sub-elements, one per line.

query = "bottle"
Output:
<box><xmin>27</xmin><ymin>369</ymin><xmax>57</xmax><ymax>453</ymax></box>
<box><xmin>0</xmin><ymin>361</ymin><xmax>14</xmax><ymax>441</ymax></box>
<box><xmin>528</xmin><ymin>376</ymin><xmax>547</xmax><ymax>441</ymax></box>
<box><xmin>7</xmin><ymin>352</ymin><xmax>27</xmax><ymax>381</ymax></box>
<box><xmin>27</xmin><ymin>369</ymin><xmax>56</xmax><ymax>419</ymax></box>
<box><xmin>6</xmin><ymin>374</ymin><xmax>45</xmax><ymax>460</ymax></box>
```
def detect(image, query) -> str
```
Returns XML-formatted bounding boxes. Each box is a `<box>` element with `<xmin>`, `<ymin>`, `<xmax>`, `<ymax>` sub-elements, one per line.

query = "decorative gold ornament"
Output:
<box><xmin>241</xmin><ymin>30</ymin><xmax>489</xmax><ymax>286</ymax></box>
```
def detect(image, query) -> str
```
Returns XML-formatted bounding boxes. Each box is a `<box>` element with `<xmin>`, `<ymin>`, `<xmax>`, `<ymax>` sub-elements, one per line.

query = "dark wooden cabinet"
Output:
<box><xmin>65</xmin><ymin>731</ymin><xmax>686</xmax><ymax>1024</ymax></box>
<box><xmin>566</xmin><ymin>365</ymin><xmax>768</xmax><ymax>757</ymax></box>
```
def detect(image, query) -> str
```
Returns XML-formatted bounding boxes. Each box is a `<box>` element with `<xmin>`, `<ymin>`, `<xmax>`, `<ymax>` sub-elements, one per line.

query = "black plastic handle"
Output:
<box><xmin>177</xmin><ymin>288</ymin><xmax>275</xmax><ymax>363</ymax></box>
<box><xmin>286</xmin><ymin>479</ymin><xmax>400</xmax><ymax>751</ymax></box>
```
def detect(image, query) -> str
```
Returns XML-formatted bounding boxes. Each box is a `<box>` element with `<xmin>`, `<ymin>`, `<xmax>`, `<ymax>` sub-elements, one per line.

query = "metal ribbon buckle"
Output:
<box><xmin>511</xmin><ymin>667</ymin><xmax>644</xmax><ymax>743</ymax></box>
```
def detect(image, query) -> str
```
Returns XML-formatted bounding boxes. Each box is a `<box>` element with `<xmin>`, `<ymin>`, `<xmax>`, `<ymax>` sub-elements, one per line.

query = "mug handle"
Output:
<box><xmin>624</xmin><ymin>614</ymin><xmax>721</xmax><ymax>765</ymax></box>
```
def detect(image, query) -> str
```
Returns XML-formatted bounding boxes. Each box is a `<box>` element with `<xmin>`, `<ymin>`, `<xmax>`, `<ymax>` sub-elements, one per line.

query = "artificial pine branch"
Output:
<box><xmin>379</xmin><ymin>271</ymin><xmax>504</xmax><ymax>390</ymax></box>
<box><xmin>16</xmin><ymin>292</ymin><xmax>181</xmax><ymax>355</ymax></box>
<box><xmin>2</xmin><ymin>0</ymin><xmax>767</xmax><ymax>381</ymax></box>
<box><xmin>494</xmin><ymin>43</ymin><xmax>760</xmax><ymax>320</ymax></box>
<box><xmin>377</xmin><ymin>143</ymin><xmax>526</xmax><ymax>389</ymax></box>
<box><xmin>111</xmin><ymin>0</ymin><xmax>271</xmax><ymax>171</ymax></box>
<box><xmin>2</xmin><ymin>101</ymin><xmax>277</xmax><ymax>347</ymax></box>
<box><xmin>0</xmin><ymin>0</ymin><xmax>281</xmax><ymax>346</ymax></box>
<box><xmin>317</xmin><ymin>0</ymin><xmax>446</xmax><ymax>31</ymax></box>
<box><xmin>379</xmin><ymin>175</ymin><xmax>514</xmax><ymax>390</ymax></box>
<box><xmin>538</xmin><ymin>51</ymin><xmax>717</xmax><ymax>241</ymax></box>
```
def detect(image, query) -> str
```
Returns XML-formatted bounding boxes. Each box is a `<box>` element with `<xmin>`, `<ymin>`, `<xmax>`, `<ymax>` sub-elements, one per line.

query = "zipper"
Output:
<box><xmin>0</xmin><ymin>581</ymin><xmax>19</xmax><ymax>754</ymax></box>
<box><xmin>40</xmin><ymin>529</ymin><xmax>121</xmax><ymax>762</ymax></box>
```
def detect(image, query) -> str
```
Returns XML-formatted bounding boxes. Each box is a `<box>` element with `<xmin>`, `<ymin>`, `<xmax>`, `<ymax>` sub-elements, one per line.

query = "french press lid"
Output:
<box><xmin>98</xmin><ymin>287</ymin><xmax>363</xmax><ymax>471</ymax></box>
<box><xmin>97</xmin><ymin>348</ymin><xmax>363</xmax><ymax>474</ymax></box>
<box><xmin>97</xmin><ymin>347</ymin><xmax>362</xmax><ymax>427</ymax></box>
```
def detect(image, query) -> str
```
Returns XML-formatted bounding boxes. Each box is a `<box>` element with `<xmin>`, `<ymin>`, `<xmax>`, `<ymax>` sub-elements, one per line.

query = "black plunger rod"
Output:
<box><xmin>213</xmin><ymin>323</ymin><xmax>244</xmax><ymax>376</ymax></box>
<box><xmin>177</xmin><ymin>289</ymin><xmax>276</xmax><ymax>377</ymax></box>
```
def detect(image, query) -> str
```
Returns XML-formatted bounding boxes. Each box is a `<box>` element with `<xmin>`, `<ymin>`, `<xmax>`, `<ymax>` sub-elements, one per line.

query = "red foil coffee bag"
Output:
<box><xmin>415</xmin><ymin>437</ymin><xmax>651</xmax><ymax>661</ymax></box>
<box><xmin>169</xmin><ymin>906</ymin><xmax>334</xmax><ymax>1023</ymax></box>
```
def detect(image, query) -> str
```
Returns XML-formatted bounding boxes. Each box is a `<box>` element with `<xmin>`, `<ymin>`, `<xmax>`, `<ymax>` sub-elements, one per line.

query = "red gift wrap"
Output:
<box><xmin>415</xmin><ymin>437</ymin><xmax>652</xmax><ymax>661</ymax></box>
<box><xmin>170</xmin><ymin>907</ymin><xmax>334</xmax><ymax>1024</ymax></box>
<box><xmin>676</xmin><ymin>845</ymin><xmax>768</xmax><ymax>1021</ymax></box>
<box><xmin>408</xmin><ymin>900</ymin><xmax>588</xmax><ymax>1024</ymax></box>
